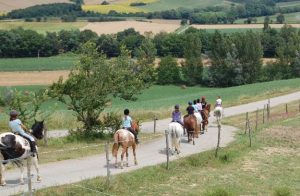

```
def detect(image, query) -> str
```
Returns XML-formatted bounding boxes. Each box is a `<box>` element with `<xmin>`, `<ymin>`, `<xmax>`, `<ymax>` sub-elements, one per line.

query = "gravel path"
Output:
<box><xmin>1</xmin><ymin>91</ymin><xmax>300</xmax><ymax>195</ymax></box>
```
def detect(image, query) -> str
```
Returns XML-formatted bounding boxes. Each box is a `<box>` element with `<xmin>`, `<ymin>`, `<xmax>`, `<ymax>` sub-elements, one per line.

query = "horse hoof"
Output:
<box><xmin>126</xmin><ymin>164</ymin><xmax>129</xmax><ymax>167</ymax></box>
<box><xmin>135</xmin><ymin>162</ymin><xmax>138</xmax><ymax>165</ymax></box>
<box><xmin>37</xmin><ymin>176</ymin><xmax>42</xmax><ymax>182</ymax></box>
<box><xmin>121</xmin><ymin>166</ymin><xmax>124</xmax><ymax>169</ymax></box>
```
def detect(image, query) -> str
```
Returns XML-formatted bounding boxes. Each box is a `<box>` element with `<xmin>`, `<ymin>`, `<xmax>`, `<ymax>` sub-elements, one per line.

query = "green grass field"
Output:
<box><xmin>277</xmin><ymin>0</ymin><xmax>300</xmax><ymax>7</ymax></box>
<box><xmin>0</xmin><ymin>55</ymin><xmax>77</xmax><ymax>72</ymax></box>
<box><xmin>35</xmin><ymin>103</ymin><xmax>300</xmax><ymax>195</ymax></box>
<box><xmin>0</xmin><ymin>21</ymin><xmax>87</xmax><ymax>34</ymax></box>
<box><xmin>235</xmin><ymin>12</ymin><xmax>300</xmax><ymax>24</ymax></box>
<box><xmin>0</xmin><ymin>78</ymin><xmax>300</xmax><ymax>130</ymax></box>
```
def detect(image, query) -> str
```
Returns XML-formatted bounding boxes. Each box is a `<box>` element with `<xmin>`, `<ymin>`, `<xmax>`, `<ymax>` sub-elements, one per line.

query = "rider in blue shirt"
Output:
<box><xmin>122</xmin><ymin>109</ymin><xmax>139</xmax><ymax>144</ymax></box>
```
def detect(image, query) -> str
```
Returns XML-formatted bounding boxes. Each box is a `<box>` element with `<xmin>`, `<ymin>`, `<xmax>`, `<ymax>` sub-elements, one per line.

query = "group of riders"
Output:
<box><xmin>6</xmin><ymin>96</ymin><xmax>222</xmax><ymax>155</ymax></box>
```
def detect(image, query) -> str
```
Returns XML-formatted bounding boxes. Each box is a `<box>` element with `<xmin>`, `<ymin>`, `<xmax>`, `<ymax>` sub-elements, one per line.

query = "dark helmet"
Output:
<box><xmin>175</xmin><ymin>104</ymin><xmax>179</xmax><ymax>109</ymax></box>
<box><xmin>9</xmin><ymin>110</ymin><xmax>19</xmax><ymax>117</ymax></box>
<box><xmin>188</xmin><ymin>101</ymin><xmax>193</xmax><ymax>105</ymax></box>
<box><xmin>124</xmin><ymin>109</ymin><xmax>130</xmax><ymax>115</ymax></box>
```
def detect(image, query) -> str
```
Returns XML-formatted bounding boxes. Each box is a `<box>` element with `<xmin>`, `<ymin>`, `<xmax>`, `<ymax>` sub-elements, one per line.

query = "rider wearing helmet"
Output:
<box><xmin>9</xmin><ymin>110</ymin><xmax>37</xmax><ymax>156</ymax></box>
<box><xmin>201</xmin><ymin>96</ymin><xmax>207</xmax><ymax>109</ymax></box>
<box><xmin>122</xmin><ymin>109</ymin><xmax>139</xmax><ymax>144</ymax></box>
<box><xmin>171</xmin><ymin>104</ymin><xmax>184</xmax><ymax>126</ymax></box>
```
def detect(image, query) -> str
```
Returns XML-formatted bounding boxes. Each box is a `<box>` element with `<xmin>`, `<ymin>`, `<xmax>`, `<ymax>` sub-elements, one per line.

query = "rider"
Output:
<box><xmin>171</xmin><ymin>104</ymin><xmax>184</xmax><ymax>126</ymax></box>
<box><xmin>9</xmin><ymin>110</ymin><xmax>37</xmax><ymax>156</ymax></box>
<box><xmin>192</xmin><ymin>100</ymin><xmax>199</xmax><ymax>113</ymax></box>
<box><xmin>186</xmin><ymin>101</ymin><xmax>195</xmax><ymax>116</ymax></box>
<box><xmin>201</xmin><ymin>96</ymin><xmax>207</xmax><ymax>109</ymax></box>
<box><xmin>122</xmin><ymin>109</ymin><xmax>139</xmax><ymax>144</ymax></box>
<box><xmin>196</xmin><ymin>98</ymin><xmax>202</xmax><ymax>112</ymax></box>
<box><xmin>215</xmin><ymin>96</ymin><xmax>222</xmax><ymax>108</ymax></box>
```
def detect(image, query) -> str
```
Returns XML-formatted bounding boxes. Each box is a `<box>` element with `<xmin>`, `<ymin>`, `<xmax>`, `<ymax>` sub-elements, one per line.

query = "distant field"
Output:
<box><xmin>235</xmin><ymin>12</ymin><xmax>300</xmax><ymax>24</ymax></box>
<box><xmin>277</xmin><ymin>0</ymin><xmax>300</xmax><ymax>7</ymax></box>
<box><xmin>0</xmin><ymin>21</ymin><xmax>87</xmax><ymax>34</ymax></box>
<box><xmin>82</xmin><ymin>0</ymin><xmax>228</xmax><ymax>13</ymax></box>
<box><xmin>0</xmin><ymin>0</ymin><xmax>70</xmax><ymax>13</ymax></box>
<box><xmin>0</xmin><ymin>55</ymin><xmax>77</xmax><ymax>72</ymax></box>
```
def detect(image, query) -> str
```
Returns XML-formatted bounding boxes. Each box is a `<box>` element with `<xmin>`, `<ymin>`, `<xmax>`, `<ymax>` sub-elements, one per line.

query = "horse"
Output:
<box><xmin>183</xmin><ymin>115</ymin><xmax>197</xmax><ymax>145</ymax></box>
<box><xmin>168</xmin><ymin>122</ymin><xmax>184</xmax><ymax>155</ymax></box>
<box><xmin>112</xmin><ymin>121</ymin><xmax>139</xmax><ymax>169</ymax></box>
<box><xmin>214</xmin><ymin>106</ymin><xmax>223</xmax><ymax>123</ymax></box>
<box><xmin>201</xmin><ymin>104</ymin><xmax>211</xmax><ymax>133</ymax></box>
<box><xmin>194</xmin><ymin>112</ymin><xmax>202</xmax><ymax>137</ymax></box>
<box><xmin>0</xmin><ymin>120</ymin><xmax>44</xmax><ymax>186</ymax></box>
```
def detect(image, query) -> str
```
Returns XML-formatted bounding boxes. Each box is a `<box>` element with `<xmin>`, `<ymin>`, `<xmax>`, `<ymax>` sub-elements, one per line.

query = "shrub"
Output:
<box><xmin>130</xmin><ymin>2</ymin><xmax>147</xmax><ymax>7</ymax></box>
<box><xmin>274</xmin><ymin>187</ymin><xmax>291</xmax><ymax>196</ymax></box>
<box><xmin>101</xmin><ymin>1</ymin><xmax>110</xmax><ymax>5</ymax></box>
<box><xmin>157</xmin><ymin>56</ymin><xmax>182</xmax><ymax>85</ymax></box>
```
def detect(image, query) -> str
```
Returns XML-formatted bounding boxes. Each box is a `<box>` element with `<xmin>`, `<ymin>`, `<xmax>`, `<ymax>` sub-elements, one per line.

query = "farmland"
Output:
<box><xmin>235</xmin><ymin>12</ymin><xmax>300</xmax><ymax>24</ymax></box>
<box><xmin>0</xmin><ymin>21</ymin><xmax>87</xmax><ymax>34</ymax></box>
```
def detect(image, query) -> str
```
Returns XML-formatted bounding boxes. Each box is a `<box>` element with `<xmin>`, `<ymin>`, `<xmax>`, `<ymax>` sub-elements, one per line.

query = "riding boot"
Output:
<box><xmin>134</xmin><ymin>133</ymin><xmax>139</xmax><ymax>144</ymax></box>
<box><xmin>30</xmin><ymin>141</ymin><xmax>37</xmax><ymax>157</ymax></box>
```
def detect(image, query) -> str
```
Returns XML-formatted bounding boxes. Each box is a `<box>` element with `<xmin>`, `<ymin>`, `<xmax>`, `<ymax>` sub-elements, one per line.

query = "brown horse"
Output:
<box><xmin>201</xmin><ymin>104</ymin><xmax>211</xmax><ymax>133</ymax></box>
<box><xmin>112</xmin><ymin>121</ymin><xmax>139</xmax><ymax>169</ymax></box>
<box><xmin>184</xmin><ymin>115</ymin><xmax>197</xmax><ymax>145</ymax></box>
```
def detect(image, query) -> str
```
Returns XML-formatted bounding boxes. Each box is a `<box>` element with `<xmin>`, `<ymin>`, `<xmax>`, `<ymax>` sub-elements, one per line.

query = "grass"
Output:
<box><xmin>0</xmin><ymin>21</ymin><xmax>87</xmax><ymax>34</ymax></box>
<box><xmin>277</xmin><ymin>1</ymin><xmax>300</xmax><ymax>8</ymax></box>
<box><xmin>1</xmin><ymin>78</ymin><xmax>300</xmax><ymax>130</ymax></box>
<box><xmin>235</xmin><ymin>12</ymin><xmax>300</xmax><ymax>24</ymax></box>
<box><xmin>0</xmin><ymin>55</ymin><xmax>77</xmax><ymax>72</ymax></box>
<box><xmin>34</xmin><ymin>102</ymin><xmax>300</xmax><ymax>195</ymax></box>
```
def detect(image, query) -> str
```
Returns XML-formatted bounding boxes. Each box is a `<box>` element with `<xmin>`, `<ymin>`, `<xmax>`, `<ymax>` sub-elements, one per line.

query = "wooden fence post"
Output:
<box><xmin>263</xmin><ymin>104</ymin><xmax>265</xmax><ymax>124</ymax></box>
<box><xmin>255</xmin><ymin>109</ymin><xmax>258</xmax><ymax>131</ymax></box>
<box><xmin>299</xmin><ymin>100</ymin><xmax>300</xmax><ymax>112</ymax></box>
<box><xmin>165</xmin><ymin>130</ymin><xmax>170</xmax><ymax>170</ymax></box>
<box><xmin>244</xmin><ymin>112</ymin><xmax>248</xmax><ymax>134</ymax></box>
<box><xmin>215</xmin><ymin>122</ymin><xmax>221</xmax><ymax>158</ymax></box>
<box><xmin>285</xmin><ymin>103</ymin><xmax>288</xmax><ymax>116</ymax></box>
<box><xmin>267</xmin><ymin>104</ymin><xmax>270</xmax><ymax>122</ymax></box>
<box><xmin>43</xmin><ymin>123</ymin><xmax>48</xmax><ymax>147</ymax></box>
<box><xmin>248</xmin><ymin>120</ymin><xmax>252</xmax><ymax>147</ymax></box>
<box><xmin>105</xmin><ymin>141</ymin><xmax>111</xmax><ymax>186</ymax></box>
<box><xmin>27</xmin><ymin>157</ymin><xmax>32</xmax><ymax>196</ymax></box>
<box><xmin>154</xmin><ymin>116</ymin><xmax>157</xmax><ymax>134</ymax></box>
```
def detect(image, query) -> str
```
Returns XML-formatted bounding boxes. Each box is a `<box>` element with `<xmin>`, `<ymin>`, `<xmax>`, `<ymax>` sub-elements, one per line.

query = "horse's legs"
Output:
<box><xmin>120</xmin><ymin>146</ymin><xmax>126</xmax><ymax>169</ymax></box>
<box><xmin>133</xmin><ymin>144</ymin><xmax>138</xmax><ymax>165</ymax></box>
<box><xmin>112</xmin><ymin>143</ymin><xmax>119</xmax><ymax>168</ymax></box>
<box><xmin>0</xmin><ymin>163</ymin><xmax>6</xmax><ymax>186</ymax></box>
<box><xmin>33</xmin><ymin>156</ymin><xmax>41</xmax><ymax>182</ymax></box>
<box><xmin>126</xmin><ymin>148</ymin><xmax>129</xmax><ymax>167</ymax></box>
<box><xmin>20</xmin><ymin>163</ymin><xmax>24</xmax><ymax>184</ymax></box>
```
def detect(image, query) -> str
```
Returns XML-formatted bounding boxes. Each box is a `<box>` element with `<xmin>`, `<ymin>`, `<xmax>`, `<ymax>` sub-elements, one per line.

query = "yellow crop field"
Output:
<box><xmin>82</xmin><ymin>0</ymin><xmax>158</xmax><ymax>13</ymax></box>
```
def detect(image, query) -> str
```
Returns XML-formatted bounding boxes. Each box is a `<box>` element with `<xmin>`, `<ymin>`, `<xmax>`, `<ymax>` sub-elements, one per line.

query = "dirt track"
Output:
<box><xmin>0</xmin><ymin>71</ymin><xmax>69</xmax><ymax>86</ymax></box>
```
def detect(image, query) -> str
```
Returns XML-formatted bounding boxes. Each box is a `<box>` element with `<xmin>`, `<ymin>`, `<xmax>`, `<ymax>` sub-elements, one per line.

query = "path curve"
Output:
<box><xmin>1</xmin><ymin>91</ymin><xmax>300</xmax><ymax>195</ymax></box>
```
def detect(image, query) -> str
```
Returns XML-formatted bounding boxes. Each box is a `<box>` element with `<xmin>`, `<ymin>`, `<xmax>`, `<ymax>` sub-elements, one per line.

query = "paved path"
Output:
<box><xmin>1</xmin><ymin>91</ymin><xmax>300</xmax><ymax>195</ymax></box>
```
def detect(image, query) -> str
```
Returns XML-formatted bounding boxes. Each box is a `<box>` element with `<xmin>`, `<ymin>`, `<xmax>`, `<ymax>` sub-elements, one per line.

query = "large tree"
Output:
<box><xmin>51</xmin><ymin>42</ymin><xmax>153</xmax><ymax>131</ymax></box>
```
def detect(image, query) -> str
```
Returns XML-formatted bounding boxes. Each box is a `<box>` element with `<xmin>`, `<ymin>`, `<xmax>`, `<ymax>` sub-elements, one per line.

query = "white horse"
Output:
<box><xmin>194</xmin><ymin>112</ymin><xmax>203</xmax><ymax>136</ymax></box>
<box><xmin>0</xmin><ymin>121</ymin><xmax>44</xmax><ymax>186</ymax></box>
<box><xmin>168</xmin><ymin>122</ymin><xmax>184</xmax><ymax>154</ymax></box>
<box><xmin>214</xmin><ymin>106</ymin><xmax>223</xmax><ymax>123</ymax></box>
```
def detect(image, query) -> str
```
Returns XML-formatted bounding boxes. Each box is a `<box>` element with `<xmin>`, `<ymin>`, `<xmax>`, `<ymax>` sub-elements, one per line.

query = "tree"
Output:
<box><xmin>263</xmin><ymin>16</ymin><xmax>270</xmax><ymax>31</ymax></box>
<box><xmin>157</xmin><ymin>56</ymin><xmax>181</xmax><ymax>84</ymax></box>
<box><xmin>182</xmin><ymin>33</ymin><xmax>203</xmax><ymax>85</ymax></box>
<box><xmin>277</xmin><ymin>13</ymin><xmax>285</xmax><ymax>24</ymax></box>
<box><xmin>51</xmin><ymin>42</ymin><xmax>153</xmax><ymax>132</ymax></box>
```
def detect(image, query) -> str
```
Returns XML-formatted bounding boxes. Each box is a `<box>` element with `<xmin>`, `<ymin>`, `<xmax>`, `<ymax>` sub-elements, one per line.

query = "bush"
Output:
<box><xmin>24</xmin><ymin>18</ymin><xmax>34</xmax><ymax>22</ymax></box>
<box><xmin>61</xmin><ymin>15</ymin><xmax>77</xmax><ymax>22</ymax></box>
<box><xmin>157</xmin><ymin>56</ymin><xmax>182</xmax><ymax>85</ymax></box>
<box><xmin>274</xmin><ymin>187</ymin><xmax>291</xmax><ymax>196</ymax></box>
<box><xmin>130</xmin><ymin>2</ymin><xmax>147</xmax><ymax>7</ymax></box>
<box><xmin>101</xmin><ymin>1</ymin><xmax>110</xmax><ymax>5</ymax></box>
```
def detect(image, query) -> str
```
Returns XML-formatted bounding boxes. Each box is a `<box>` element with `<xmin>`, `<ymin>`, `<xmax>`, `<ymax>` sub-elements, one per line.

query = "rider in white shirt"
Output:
<box><xmin>215</xmin><ymin>96</ymin><xmax>222</xmax><ymax>108</ymax></box>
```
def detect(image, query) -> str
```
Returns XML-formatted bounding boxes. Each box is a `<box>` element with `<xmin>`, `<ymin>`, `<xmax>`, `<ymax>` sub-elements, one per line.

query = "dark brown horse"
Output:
<box><xmin>201</xmin><ymin>104</ymin><xmax>211</xmax><ymax>133</ymax></box>
<box><xmin>184</xmin><ymin>115</ymin><xmax>197</xmax><ymax>145</ymax></box>
<box><xmin>112</xmin><ymin>121</ymin><xmax>139</xmax><ymax>169</ymax></box>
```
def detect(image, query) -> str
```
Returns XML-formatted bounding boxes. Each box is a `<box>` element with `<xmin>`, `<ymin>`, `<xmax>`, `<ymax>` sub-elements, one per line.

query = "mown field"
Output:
<box><xmin>0</xmin><ymin>78</ymin><xmax>300</xmax><ymax>130</ymax></box>
<box><xmin>0</xmin><ymin>21</ymin><xmax>87</xmax><ymax>34</ymax></box>
<box><xmin>235</xmin><ymin>12</ymin><xmax>300</xmax><ymax>24</ymax></box>
<box><xmin>0</xmin><ymin>55</ymin><xmax>77</xmax><ymax>72</ymax></box>
<box><xmin>35</xmin><ymin>102</ymin><xmax>300</xmax><ymax>195</ymax></box>
<box><xmin>277</xmin><ymin>0</ymin><xmax>300</xmax><ymax>8</ymax></box>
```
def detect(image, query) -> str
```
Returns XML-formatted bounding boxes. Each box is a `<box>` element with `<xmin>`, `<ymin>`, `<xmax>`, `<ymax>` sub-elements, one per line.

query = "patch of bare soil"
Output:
<box><xmin>0</xmin><ymin>0</ymin><xmax>70</xmax><ymax>12</ymax></box>
<box><xmin>0</xmin><ymin>71</ymin><xmax>69</xmax><ymax>86</ymax></box>
<box><xmin>80</xmin><ymin>20</ymin><xmax>181</xmax><ymax>35</ymax></box>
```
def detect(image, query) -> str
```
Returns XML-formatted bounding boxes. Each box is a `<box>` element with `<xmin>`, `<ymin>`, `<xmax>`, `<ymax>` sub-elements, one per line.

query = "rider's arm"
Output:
<box><xmin>21</xmin><ymin>124</ymin><xmax>28</xmax><ymax>132</ymax></box>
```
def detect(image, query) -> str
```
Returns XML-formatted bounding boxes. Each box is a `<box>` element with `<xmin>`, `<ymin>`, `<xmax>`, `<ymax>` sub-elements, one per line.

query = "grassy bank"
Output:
<box><xmin>35</xmin><ymin>102</ymin><xmax>300</xmax><ymax>195</ymax></box>
<box><xmin>1</xmin><ymin>78</ymin><xmax>300</xmax><ymax>130</ymax></box>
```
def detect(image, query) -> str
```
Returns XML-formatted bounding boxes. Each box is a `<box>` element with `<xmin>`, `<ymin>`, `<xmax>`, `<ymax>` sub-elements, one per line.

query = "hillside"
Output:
<box><xmin>0</xmin><ymin>0</ymin><xmax>70</xmax><ymax>13</ymax></box>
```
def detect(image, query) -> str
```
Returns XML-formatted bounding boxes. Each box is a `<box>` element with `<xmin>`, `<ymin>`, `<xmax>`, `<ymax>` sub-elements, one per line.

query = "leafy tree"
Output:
<box><xmin>263</xmin><ymin>16</ymin><xmax>270</xmax><ymax>30</ymax></box>
<box><xmin>51</xmin><ymin>42</ymin><xmax>153</xmax><ymax>131</ymax></box>
<box><xmin>157</xmin><ymin>56</ymin><xmax>181</xmax><ymax>84</ymax></box>
<box><xmin>276</xmin><ymin>13</ymin><xmax>285</xmax><ymax>24</ymax></box>
<box><xmin>182</xmin><ymin>33</ymin><xmax>203</xmax><ymax>85</ymax></box>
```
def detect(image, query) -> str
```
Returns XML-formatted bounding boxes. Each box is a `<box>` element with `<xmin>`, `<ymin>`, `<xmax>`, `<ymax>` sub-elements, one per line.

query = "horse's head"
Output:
<box><xmin>31</xmin><ymin>120</ymin><xmax>44</xmax><ymax>140</ymax></box>
<box><xmin>131</xmin><ymin>121</ymin><xmax>140</xmax><ymax>133</ymax></box>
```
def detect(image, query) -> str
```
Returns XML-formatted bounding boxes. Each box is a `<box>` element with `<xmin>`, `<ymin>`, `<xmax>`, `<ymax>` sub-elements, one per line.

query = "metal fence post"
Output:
<box><xmin>165</xmin><ymin>130</ymin><xmax>169</xmax><ymax>170</ymax></box>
